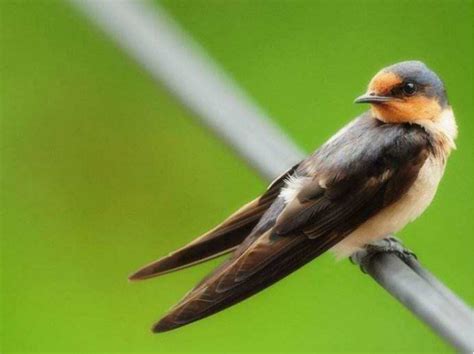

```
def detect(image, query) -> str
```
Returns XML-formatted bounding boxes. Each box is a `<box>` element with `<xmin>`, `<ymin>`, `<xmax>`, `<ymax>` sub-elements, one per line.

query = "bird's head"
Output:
<box><xmin>355</xmin><ymin>61</ymin><xmax>448</xmax><ymax>123</ymax></box>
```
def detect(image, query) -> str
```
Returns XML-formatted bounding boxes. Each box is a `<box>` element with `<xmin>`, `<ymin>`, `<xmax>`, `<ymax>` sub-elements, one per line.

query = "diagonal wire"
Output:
<box><xmin>70</xmin><ymin>0</ymin><xmax>302</xmax><ymax>182</ymax></box>
<box><xmin>70</xmin><ymin>0</ymin><xmax>474</xmax><ymax>351</ymax></box>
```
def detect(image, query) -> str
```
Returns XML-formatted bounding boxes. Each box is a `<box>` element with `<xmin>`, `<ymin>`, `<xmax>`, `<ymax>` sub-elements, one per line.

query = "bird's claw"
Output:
<box><xmin>350</xmin><ymin>236</ymin><xmax>416</xmax><ymax>274</ymax></box>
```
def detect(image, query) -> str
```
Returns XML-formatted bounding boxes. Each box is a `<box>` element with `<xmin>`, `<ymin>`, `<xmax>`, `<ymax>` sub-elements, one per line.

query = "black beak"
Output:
<box><xmin>354</xmin><ymin>93</ymin><xmax>394</xmax><ymax>104</ymax></box>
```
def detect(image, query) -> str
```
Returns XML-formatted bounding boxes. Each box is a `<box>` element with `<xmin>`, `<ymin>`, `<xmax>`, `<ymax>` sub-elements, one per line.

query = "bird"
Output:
<box><xmin>130</xmin><ymin>60</ymin><xmax>457</xmax><ymax>333</ymax></box>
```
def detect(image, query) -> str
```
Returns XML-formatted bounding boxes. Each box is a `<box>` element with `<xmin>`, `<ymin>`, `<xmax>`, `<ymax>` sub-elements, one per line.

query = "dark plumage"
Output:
<box><xmin>136</xmin><ymin>113</ymin><xmax>432</xmax><ymax>332</ymax></box>
<box><xmin>130</xmin><ymin>61</ymin><xmax>456</xmax><ymax>333</ymax></box>
<box><xmin>128</xmin><ymin>170</ymin><xmax>291</xmax><ymax>280</ymax></box>
<box><xmin>385</xmin><ymin>61</ymin><xmax>448</xmax><ymax>106</ymax></box>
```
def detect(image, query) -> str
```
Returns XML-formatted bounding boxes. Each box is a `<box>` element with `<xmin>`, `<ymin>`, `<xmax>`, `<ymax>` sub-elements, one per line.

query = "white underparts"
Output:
<box><xmin>331</xmin><ymin>155</ymin><xmax>445</xmax><ymax>258</ymax></box>
<box><xmin>278</xmin><ymin>108</ymin><xmax>457</xmax><ymax>258</ymax></box>
<box><xmin>332</xmin><ymin>107</ymin><xmax>457</xmax><ymax>258</ymax></box>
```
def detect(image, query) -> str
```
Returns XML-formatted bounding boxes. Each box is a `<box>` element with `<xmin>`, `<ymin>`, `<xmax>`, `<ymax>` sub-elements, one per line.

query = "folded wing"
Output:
<box><xmin>129</xmin><ymin>164</ymin><xmax>300</xmax><ymax>280</ymax></box>
<box><xmin>152</xmin><ymin>115</ymin><xmax>433</xmax><ymax>332</ymax></box>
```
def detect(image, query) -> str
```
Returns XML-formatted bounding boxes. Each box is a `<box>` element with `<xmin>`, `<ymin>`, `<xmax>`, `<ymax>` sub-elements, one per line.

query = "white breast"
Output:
<box><xmin>331</xmin><ymin>107</ymin><xmax>457</xmax><ymax>258</ymax></box>
<box><xmin>331</xmin><ymin>156</ymin><xmax>446</xmax><ymax>258</ymax></box>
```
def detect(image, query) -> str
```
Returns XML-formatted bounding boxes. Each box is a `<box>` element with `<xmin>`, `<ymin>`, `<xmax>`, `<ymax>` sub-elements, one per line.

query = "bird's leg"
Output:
<box><xmin>350</xmin><ymin>236</ymin><xmax>416</xmax><ymax>274</ymax></box>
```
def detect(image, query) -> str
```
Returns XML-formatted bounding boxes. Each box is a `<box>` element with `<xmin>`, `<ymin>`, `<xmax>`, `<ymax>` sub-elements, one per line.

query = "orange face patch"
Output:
<box><xmin>368</xmin><ymin>71</ymin><xmax>403</xmax><ymax>95</ymax></box>
<box><xmin>371</xmin><ymin>95</ymin><xmax>442</xmax><ymax>123</ymax></box>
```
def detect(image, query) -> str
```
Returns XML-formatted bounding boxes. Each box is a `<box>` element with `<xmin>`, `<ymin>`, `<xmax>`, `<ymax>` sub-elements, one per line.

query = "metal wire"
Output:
<box><xmin>70</xmin><ymin>0</ymin><xmax>302</xmax><ymax>181</ymax></box>
<box><xmin>70</xmin><ymin>0</ymin><xmax>474</xmax><ymax>351</ymax></box>
<box><xmin>366</xmin><ymin>254</ymin><xmax>474</xmax><ymax>352</ymax></box>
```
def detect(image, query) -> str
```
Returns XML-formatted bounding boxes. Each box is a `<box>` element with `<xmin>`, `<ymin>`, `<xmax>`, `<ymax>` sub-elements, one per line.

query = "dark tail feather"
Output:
<box><xmin>129</xmin><ymin>193</ymin><xmax>281</xmax><ymax>281</ymax></box>
<box><xmin>152</xmin><ymin>231</ymin><xmax>343</xmax><ymax>332</ymax></box>
<box><xmin>129</xmin><ymin>162</ymin><xmax>299</xmax><ymax>281</ymax></box>
<box><xmin>128</xmin><ymin>218</ymin><xmax>256</xmax><ymax>281</ymax></box>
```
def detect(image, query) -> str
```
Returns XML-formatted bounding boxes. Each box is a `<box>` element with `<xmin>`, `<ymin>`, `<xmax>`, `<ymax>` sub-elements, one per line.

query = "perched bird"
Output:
<box><xmin>130</xmin><ymin>61</ymin><xmax>457</xmax><ymax>332</ymax></box>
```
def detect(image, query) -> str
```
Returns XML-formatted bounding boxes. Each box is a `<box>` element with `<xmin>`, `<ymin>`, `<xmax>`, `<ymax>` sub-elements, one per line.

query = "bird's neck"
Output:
<box><xmin>417</xmin><ymin>107</ymin><xmax>458</xmax><ymax>159</ymax></box>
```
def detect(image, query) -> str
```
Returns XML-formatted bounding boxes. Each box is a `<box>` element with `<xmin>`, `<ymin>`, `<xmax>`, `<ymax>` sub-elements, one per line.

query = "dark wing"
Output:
<box><xmin>129</xmin><ymin>163</ymin><xmax>300</xmax><ymax>280</ymax></box>
<box><xmin>153</xmin><ymin>114</ymin><xmax>433</xmax><ymax>332</ymax></box>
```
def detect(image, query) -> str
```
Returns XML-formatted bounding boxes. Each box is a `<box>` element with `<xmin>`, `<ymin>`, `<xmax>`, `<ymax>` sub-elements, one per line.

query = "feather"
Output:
<box><xmin>129</xmin><ymin>163</ymin><xmax>299</xmax><ymax>280</ymax></box>
<box><xmin>136</xmin><ymin>112</ymin><xmax>433</xmax><ymax>332</ymax></box>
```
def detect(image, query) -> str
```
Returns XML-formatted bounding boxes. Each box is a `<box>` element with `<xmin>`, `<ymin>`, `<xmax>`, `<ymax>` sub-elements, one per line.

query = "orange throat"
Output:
<box><xmin>371</xmin><ymin>96</ymin><xmax>443</xmax><ymax>124</ymax></box>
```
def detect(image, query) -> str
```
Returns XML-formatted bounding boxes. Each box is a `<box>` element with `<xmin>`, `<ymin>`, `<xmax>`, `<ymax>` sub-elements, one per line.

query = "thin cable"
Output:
<box><xmin>71</xmin><ymin>0</ymin><xmax>303</xmax><ymax>181</ymax></box>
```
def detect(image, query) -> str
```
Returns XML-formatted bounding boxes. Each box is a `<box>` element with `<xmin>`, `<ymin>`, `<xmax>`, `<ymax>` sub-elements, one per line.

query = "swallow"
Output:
<box><xmin>130</xmin><ymin>60</ymin><xmax>457</xmax><ymax>332</ymax></box>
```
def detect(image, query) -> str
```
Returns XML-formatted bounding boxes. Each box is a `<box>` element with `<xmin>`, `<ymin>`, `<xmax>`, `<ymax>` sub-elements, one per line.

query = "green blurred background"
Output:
<box><xmin>1</xmin><ymin>0</ymin><xmax>473</xmax><ymax>353</ymax></box>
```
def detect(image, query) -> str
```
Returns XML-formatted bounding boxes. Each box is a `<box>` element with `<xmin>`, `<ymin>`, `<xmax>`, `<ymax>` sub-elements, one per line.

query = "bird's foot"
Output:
<box><xmin>350</xmin><ymin>236</ymin><xmax>416</xmax><ymax>274</ymax></box>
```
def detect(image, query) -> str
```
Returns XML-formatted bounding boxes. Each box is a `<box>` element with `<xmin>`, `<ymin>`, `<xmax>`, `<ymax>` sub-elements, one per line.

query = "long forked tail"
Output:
<box><xmin>129</xmin><ymin>186</ymin><xmax>286</xmax><ymax>280</ymax></box>
<box><xmin>152</xmin><ymin>229</ymin><xmax>343</xmax><ymax>332</ymax></box>
<box><xmin>129</xmin><ymin>163</ymin><xmax>299</xmax><ymax>281</ymax></box>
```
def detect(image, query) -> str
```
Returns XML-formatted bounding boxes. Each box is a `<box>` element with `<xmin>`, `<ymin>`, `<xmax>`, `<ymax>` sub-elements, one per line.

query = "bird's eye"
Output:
<box><xmin>402</xmin><ymin>82</ymin><xmax>417</xmax><ymax>95</ymax></box>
